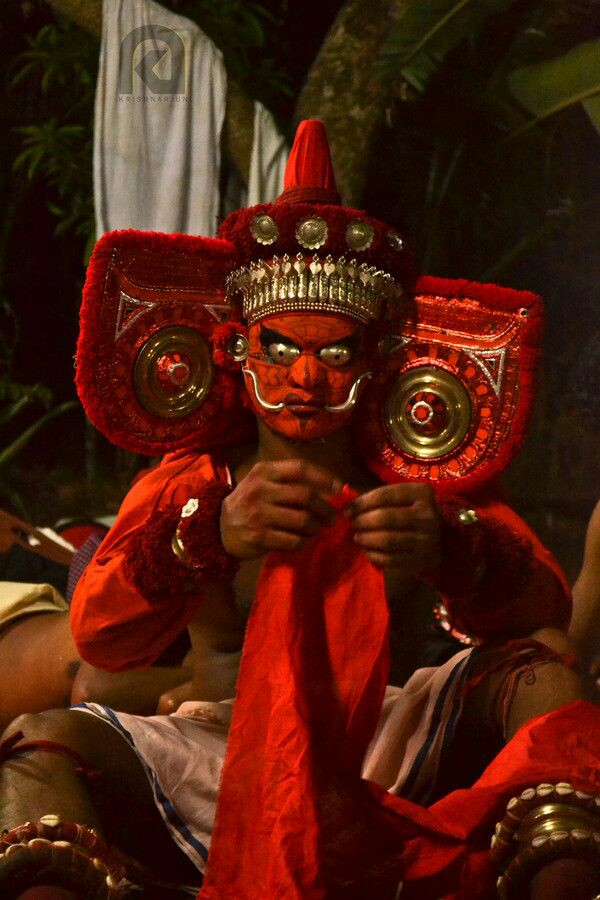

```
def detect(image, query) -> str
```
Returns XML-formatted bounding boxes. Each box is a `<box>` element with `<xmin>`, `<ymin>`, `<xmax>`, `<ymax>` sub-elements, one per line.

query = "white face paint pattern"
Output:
<box><xmin>243</xmin><ymin>365</ymin><xmax>371</xmax><ymax>414</ymax></box>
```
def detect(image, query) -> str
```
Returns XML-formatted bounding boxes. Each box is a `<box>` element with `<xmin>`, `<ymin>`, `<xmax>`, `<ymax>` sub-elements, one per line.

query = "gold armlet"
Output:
<box><xmin>491</xmin><ymin>783</ymin><xmax>600</xmax><ymax>898</ymax></box>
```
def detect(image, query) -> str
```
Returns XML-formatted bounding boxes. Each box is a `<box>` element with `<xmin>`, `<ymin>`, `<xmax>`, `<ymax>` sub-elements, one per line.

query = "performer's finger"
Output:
<box><xmin>263</xmin><ymin>530</ymin><xmax>307</xmax><ymax>552</ymax></box>
<box><xmin>361</xmin><ymin>550</ymin><xmax>412</xmax><ymax>569</ymax></box>
<box><xmin>267</xmin><ymin>483</ymin><xmax>337</xmax><ymax>524</ymax></box>
<box><xmin>350</xmin><ymin>506</ymin><xmax>417</xmax><ymax>532</ymax></box>
<box><xmin>264</xmin><ymin>505</ymin><xmax>322</xmax><ymax>536</ymax></box>
<box><xmin>349</xmin><ymin>482</ymin><xmax>433</xmax><ymax>514</ymax></box>
<box><xmin>353</xmin><ymin>530</ymin><xmax>427</xmax><ymax>552</ymax></box>
<box><xmin>263</xmin><ymin>459</ymin><xmax>343</xmax><ymax>494</ymax></box>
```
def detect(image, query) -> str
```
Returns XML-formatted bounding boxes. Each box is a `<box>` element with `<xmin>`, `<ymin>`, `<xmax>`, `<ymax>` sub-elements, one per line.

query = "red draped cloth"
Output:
<box><xmin>199</xmin><ymin>507</ymin><xmax>600</xmax><ymax>899</ymax></box>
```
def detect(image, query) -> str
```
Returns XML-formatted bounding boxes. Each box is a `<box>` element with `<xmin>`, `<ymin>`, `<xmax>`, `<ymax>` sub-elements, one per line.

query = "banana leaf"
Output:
<box><xmin>379</xmin><ymin>0</ymin><xmax>519</xmax><ymax>93</ymax></box>
<box><xmin>0</xmin><ymin>401</ymin><xmax>77</xmax><ymax>472</ymax></box>
<box><xmin>0</xmin><ymin>395</ymin><xmax>37</xmax><ymax>429</ymax></box>
<box><xmin>507</xmin><ymin>38</ymin><xmax>600</xmax><ymax>138</ymax></box>
<box><xmin>0</xmin><ymin>384</ymin><xmax>53</xmax><ymax>427</ymax></box>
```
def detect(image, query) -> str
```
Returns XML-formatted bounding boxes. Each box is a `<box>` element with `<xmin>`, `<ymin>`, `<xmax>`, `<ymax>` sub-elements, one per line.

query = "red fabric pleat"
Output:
<box><xmin>200</xmin><ymin>510</ymin><xmax>600</xmax><ymax>899</ymax></box>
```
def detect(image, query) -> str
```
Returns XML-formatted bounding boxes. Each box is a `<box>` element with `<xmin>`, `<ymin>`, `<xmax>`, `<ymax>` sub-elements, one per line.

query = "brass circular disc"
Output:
<box><xmin>346</xmin><ymin>220</ymin><xmax>374</xmax><ymax>252</ymax></box>
<box><xmin>295</xmin><ymin>216</ymin><xmax>328</xmax><ymax>250</ymax></box>
<box><xmin>250</xmin><ymin>214</ymin><xmax>279</xmax><ymax>245</ymax></box>
<box><xmin>133</xmin><ymin>327</ymin><xmax>212</xmax><ymax>419</ymax></box>
<box><xmin>385</xmin><ymin>366</ymin><xmax>472</xmax><ymax>459</ymax></box>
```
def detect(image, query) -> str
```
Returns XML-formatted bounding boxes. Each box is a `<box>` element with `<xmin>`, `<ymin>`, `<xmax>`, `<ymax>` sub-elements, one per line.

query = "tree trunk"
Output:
<box><xmin>46</xmin><ymin>0</ymin><xmax>254</xmax><ymax>185</ymax></box>
<box><xmin>48</xmin><ymin>0</ymin><xmax>101</xmax><ymax>37</ymax></box>
<box><xmin>296</xmin><ymin>0</ymin><xmax>406</xmax><ymax>206</ymax></box>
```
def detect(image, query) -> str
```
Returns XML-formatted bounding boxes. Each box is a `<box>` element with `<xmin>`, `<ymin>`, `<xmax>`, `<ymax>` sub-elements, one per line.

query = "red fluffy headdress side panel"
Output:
<box><xmin>76</xmin><ymin>229</ymin><xmax>254</xmax><ymax>456</ymax></box>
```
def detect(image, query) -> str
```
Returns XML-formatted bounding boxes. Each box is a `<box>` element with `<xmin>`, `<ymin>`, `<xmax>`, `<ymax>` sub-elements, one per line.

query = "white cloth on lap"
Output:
<box><xmin>73</xmin><ymin>650</ymin><xmax>474</xmax><ymax>875</ymax></box>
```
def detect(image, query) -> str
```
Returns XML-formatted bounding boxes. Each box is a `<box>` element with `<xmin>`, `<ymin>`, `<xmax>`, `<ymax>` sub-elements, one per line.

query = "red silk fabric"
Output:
<box><xmin>201</xmin><ymin>503</ymin><xmax>398</xmax><ymax>898</ymax></box>
<box><xmin>282</xmin><ymin>120</ymin><xmax>338</xmax><ymax>194</ymax></box>
<box><xmin>201</xmin><ymin>508</ymin><xmax>600</xmax><ymax>899</ymax></box>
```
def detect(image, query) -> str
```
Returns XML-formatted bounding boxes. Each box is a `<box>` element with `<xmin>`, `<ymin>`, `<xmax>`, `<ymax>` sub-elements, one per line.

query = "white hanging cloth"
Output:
<box><xmin>94</xmin><ymin>0</ymin><xmax>288</xmax><ymax>239</ymax></box>
<box><xmin>94</xmin><ymin>0</ymin><xmax>226</xmax><ymax>237</ymax></box>
<box><xmin>247</xmin><ymin>101</ymin><xmax>288</xmax><ymax>207</ymax></box>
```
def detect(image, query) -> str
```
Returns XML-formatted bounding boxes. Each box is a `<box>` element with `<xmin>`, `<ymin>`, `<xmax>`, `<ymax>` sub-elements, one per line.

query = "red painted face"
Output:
<box><xmin>243</xmin><ymin>313</ymin><xmax>371</xmax><ymax>441</ymax></box>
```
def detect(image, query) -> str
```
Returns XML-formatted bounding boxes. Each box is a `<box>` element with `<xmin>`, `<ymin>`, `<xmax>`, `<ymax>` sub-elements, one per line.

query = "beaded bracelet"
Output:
<box><xmin>491</xmin><ymin>783</ymin><xmax>600</xmax><ymax>898</ymax></box>
<box><xmin>0</xmin><ymin>814</ymin><xmax>130</xmax><ymax>896</ymax></box>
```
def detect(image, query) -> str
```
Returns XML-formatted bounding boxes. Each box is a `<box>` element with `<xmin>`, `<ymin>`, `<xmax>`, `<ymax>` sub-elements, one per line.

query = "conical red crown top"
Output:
<box><xmin>276</xmin><ymin>120</ymin><xmax>341</xmax><ymax>205</ymax></box>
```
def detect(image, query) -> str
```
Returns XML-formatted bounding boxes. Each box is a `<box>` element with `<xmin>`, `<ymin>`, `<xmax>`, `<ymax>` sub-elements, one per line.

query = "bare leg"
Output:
<box><xmin>0</xmin><ymin>710</ymin><xmax>198</xmax><ymax>884</ymax></box>
<box><xmin>504</xmin><ymin>628</ymin><xmax>582</xmax><ymax>738</ymax></box>
<box><xmin>439</xmin><ymin>627</ymin><xmax>584</xmax><ymax>792</ymax></box>
<box><xmin>452</xmin><ymin>629</ymin><xmax>597</xmax><ymax>900</ymax></box>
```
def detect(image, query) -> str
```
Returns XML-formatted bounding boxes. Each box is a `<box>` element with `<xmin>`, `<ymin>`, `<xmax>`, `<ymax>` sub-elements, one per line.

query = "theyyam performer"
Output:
<box><xmin>0</xmin><ymin>121</ymin><xmax>598</xmax><ymax>899</ymax></box>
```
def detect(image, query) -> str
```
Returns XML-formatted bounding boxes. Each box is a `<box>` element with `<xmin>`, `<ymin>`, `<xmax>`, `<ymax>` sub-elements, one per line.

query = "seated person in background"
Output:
<box><xmin>0</xmin><ymin>581</ymin><xmax>193</xmax><ymax>729</ymax></box>
<box><xmin>571</xmin><ymin>498</ymin><xmax>600</xmax><ymax>696</ymax></box>
<box><xmin>0</xmin><ymin>121</ymin><xmax>598</xmax><ymax>900</ymax></box>
<box><xmin>0</xmin><ymin>513</ymin><xmax>192</xmax><ymax>727</ymax></box>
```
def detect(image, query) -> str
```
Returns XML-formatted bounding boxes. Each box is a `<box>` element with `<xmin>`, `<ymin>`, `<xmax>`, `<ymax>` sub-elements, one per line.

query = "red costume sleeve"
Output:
<box><xmin>426</xmin><ymin>491</ymin><xmax>571</xmax><ymax>641</ymax></box>
<box><xmin>70</xmin><ymin>451</ymin><xmax>230</xmax><ymax>672</ymax></box>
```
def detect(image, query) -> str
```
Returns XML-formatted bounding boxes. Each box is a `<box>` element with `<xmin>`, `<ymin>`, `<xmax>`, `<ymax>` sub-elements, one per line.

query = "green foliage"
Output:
<box><xmin>0</xmin><ymin>380</ymin><xmax>77</xmax><ymax>513</ymax></box>
<box><xmin>374</xmin><ymin>0</ymin><xmax>600</xmax><ymax>278</ymax></box>
<box><xmin>10</xmin><ymin>21</ymin><xmax>96</xmax><ymax>102</ymax></box>
<box><xmin>507</xmin><ymin>37</ymin><xmax>600</xmax><ymax>138</ymax></box>
<box><xmin>10</xmin><ymin>17</ymin><xmax>97</xmax><ymax>262</ymax></box>
<box><xmin>380</xmin><ymin>0</ymin><xmax>519</xmax><ymax>94</ymax></box>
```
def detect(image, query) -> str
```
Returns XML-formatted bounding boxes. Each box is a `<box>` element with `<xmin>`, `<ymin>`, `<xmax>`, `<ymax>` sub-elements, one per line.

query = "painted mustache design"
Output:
<box><xmin>242</xmin><ymin>368</ymin><xmax>372</xmax><ymax>414</ymax></box>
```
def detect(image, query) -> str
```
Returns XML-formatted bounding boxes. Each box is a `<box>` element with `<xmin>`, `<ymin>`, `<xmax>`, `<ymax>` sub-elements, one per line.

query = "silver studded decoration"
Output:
<box><xmin>295</xmin><ymin>216</ymin><xmax>328</xmax><ymax>250</ymax></box>
<box><xmin>346</xmin><ymin>220</ymin><xmax>375</xmax><ymax>252</ymax></box>
<box><xmin>250</xmin><ymin>214</ymin><xmax>279</xmax><ymax>246</ymax></box>
<box><xmin>229</xmin><ymin>333</ymin><xmax>249</xmax><ymax>362</ymax></box>
<box><xmin>386</xmin><ymin>229</ymin><xmax>404</xmax><ymax>252</ymax></box>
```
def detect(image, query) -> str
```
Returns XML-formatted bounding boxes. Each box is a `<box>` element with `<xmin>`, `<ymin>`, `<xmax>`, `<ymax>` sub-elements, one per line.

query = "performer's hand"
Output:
<box><xmin>347</xmin><ymin>483</ymin><xmax>441</xmax><ymax>574</ymax></box>
<box><xmin>156</xmin><ymin>678</ymin><xmax>193</xmax><ymax>715</ymax></box>
<box><xmin>220</xmin><ymin>460</ymin><xmax>340</xmax><ymax>560</ymax></box>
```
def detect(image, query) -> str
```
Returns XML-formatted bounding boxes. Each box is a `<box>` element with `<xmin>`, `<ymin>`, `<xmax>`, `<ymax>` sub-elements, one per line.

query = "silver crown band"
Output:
<box><xmin>227</xmin><ymin>254</ymin><xmax>401</xmax><ymax>326</ymax></box>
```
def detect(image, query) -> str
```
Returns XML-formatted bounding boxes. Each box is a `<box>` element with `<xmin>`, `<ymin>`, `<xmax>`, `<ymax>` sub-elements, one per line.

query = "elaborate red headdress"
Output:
<box><xmin>76</xmin><ymin>120</ymin><xmax>542</xmax><ymax>493</ymax></box>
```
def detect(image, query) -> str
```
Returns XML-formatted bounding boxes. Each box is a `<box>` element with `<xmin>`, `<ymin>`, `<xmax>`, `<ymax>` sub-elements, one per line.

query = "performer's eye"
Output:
<box><xmin>267</xmin><ymin>342</ymin><xmax>301</xmax><ymax>366</ymax></box>
<box><xmin>318</xmin><ymin>344</ymin><xmax>353</xmax><ymax>368</ymax></box>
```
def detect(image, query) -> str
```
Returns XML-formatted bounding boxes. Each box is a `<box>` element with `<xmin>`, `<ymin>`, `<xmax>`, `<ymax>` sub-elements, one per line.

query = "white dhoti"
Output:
<box><xmin>74</xmin><ymin>649</ymin><xmax>473</xmax><ymax>877</ymax></box>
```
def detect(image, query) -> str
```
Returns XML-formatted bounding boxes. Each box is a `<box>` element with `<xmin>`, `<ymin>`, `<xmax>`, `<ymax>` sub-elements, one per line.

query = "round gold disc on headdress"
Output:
<box><xmin>295</xmin><ymin>216</ymin><xmax>328</xmax><ymax>250</ymax></box>
<box><xmin>133</xmin><ymin>327</ymin><xmax>213</xmax><ymax>418</ymax></box>
<box><xmin>250</xmin><ymin>214</ymin><xmax>279</xmax><ymax>245</ymax></box>
<box><xmin>346</xmin><ymin>220</ymin><xmax>375</xmax><ymax>252</ymax></box>
<box><xmin>385</xmin><ymin>366</ymin><xmax>471</xmax><ymax>459</ymax></box>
